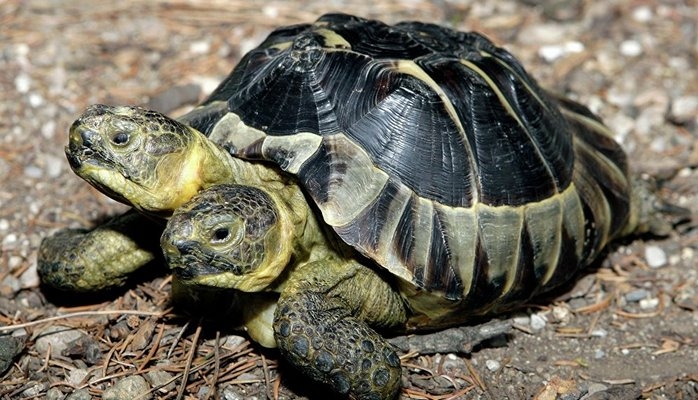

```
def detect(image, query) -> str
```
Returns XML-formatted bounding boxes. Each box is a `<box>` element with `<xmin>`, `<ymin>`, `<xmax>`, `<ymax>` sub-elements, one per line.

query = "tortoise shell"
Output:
<box><xmin>185</xmin><ymin>13</ymin><xmax>631</xmax><ymax>315</ymax></box>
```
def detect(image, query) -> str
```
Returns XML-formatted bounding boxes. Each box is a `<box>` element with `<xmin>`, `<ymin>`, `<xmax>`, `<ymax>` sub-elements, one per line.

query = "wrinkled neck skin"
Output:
<box><xmin>262</xmin><ymin>181</ymin><xmax>339</xmax><ymax>293</ymax></box>
<box><xmin>193</xmin><ymin>129</ymin><xmax>281</xmax><ymax>194</ymax></box>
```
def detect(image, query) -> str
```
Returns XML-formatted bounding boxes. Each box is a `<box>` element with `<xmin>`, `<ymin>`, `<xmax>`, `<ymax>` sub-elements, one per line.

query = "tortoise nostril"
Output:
<box><xmin>80</xmin><ymin>128</ymin><xmax>97</xmax><ymax>146</ymax></box>
<box><xmin>171</xmin><ymin>239</ymin><xmax>197</xmax><ymax>256</ymax></box>
<box><xmin>69</xmin><ymin>124</ymin><xmax>97</xmax><ymax>149</ymax></box>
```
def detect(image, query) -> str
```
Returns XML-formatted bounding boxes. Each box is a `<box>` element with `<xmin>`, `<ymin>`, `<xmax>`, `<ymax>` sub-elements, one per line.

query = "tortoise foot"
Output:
<box><xmin>274</xmin><ymin>292</ymin><xmax>402</xmax><ymax>400</ymax></box>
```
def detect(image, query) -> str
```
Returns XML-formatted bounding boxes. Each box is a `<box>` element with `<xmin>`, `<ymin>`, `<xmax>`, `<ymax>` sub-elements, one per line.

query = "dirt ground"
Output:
<box><xmin>1</xmin><ymin>0</ymin><xmax>698</xmax><ymax>399</ymax></box>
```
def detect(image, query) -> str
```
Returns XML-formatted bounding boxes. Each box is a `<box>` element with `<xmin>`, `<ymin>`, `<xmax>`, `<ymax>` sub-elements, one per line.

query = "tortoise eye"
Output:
<box><xmin>211</xmin><ymin>227</ymin><xmax>230</xmax><ymax>243</ymax></box>
<box><xmin>209</xmin><ymin>221</ymin><xmax>245</xmax><ymax>247</ymax></box>
<box><xmin>111</xmin><ymin>131</ymin><xmax>130</xmax><ymax>146</ymax></box>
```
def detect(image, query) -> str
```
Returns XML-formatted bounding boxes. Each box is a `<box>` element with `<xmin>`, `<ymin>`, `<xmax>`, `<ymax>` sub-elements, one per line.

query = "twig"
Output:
<box><xmin>0</xmin><ymin>310</ymin><xmax>166</xmax><ymax>333</ymax></box>
<box><xmin>138</xmin><ymin>322</ymin><xmax>165</xmax><ymax>372</ymax></box>
<box><xmin>176</xmin><ymin>320</ymin><xmax>202</xmax><ymax>400</ymax></box>
<box><xmin>167</xmin><ymin>320</ymin><xmax>190</xmax><ymax>359</ymax></box>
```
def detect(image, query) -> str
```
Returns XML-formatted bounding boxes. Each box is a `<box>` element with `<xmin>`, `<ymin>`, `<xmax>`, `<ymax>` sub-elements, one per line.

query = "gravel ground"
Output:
<box><xmin>2</xmin><ymin>0</ymin><xmax>698</xmax><ymax>399</ymax></box>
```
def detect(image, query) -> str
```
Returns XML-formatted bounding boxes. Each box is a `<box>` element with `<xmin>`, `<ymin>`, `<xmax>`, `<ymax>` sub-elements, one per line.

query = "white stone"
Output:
<box><xmin>639</xmin><ymin>297</ymin><xmax>660</xmax><ymax>310</ymax></box>
<box><xmin>68</xmin><ymin>368</ymin><xmax>89</xmax><ymax>386</ymax></box>
<box><xmin>620</xmin><ymin>40</ymin><xmax>643</xmax><ymax>57</ymax></box>
<box><xmin>15</xmin><ymin>73</ymin><xmax>31</xmax><ymax>93</ymax></box>
<box><xmin>35</xmin><ymin>325</ymin><xmax>85</xmax><ymax>357</ymax></box>
<box><xmin>189</xmin><ymin>40</ymin><xmax>211</xmax><ymax>55</ymax></box>
<box><xmin>539</xmin><ymin>45</ymin><xmax>565</xmax><ymax>62</ymax></box>
<box><xmin>632</xmin><ymin>6</ymin><xmax>653</xmax><ymax>22</ymax></box>
<box><xmin>590</xmin><ymin>328</ymin><xmax>608</xmax><ymax>337</ymax></box>
<box><xmin>485</xmin><ymin>359</ymin><xmax>501</xmax><ymax>372</ymax></box>
<box><xmin>671</xmin><ymin>95</ymin><xmax>698</xmax><ymax>123</ymax></box>
<box><xmin>645</xmin><ymin>245</ymin><xmax>667</xmax><ymax>268</ymax></box>
<box><xmin>512</xmin><ymin>315</ymin><xmax>531</xmax><ymax>326</ymax></box>
<box><xmin>43</xmin><ymin>154</ymin><xmax>64</xmax><ymax>178</ymax></box>
<box><xmin>530</xmin><ymin>313</ymin><xmax>547</xmax><ymax>331</ymax></box>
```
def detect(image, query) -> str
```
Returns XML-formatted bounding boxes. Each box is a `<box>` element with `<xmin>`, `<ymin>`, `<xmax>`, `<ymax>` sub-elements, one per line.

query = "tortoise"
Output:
<box><xmin>38</xmin><ymin>13</ymin><xmax>679</xmax><ymax>400</ymax></box>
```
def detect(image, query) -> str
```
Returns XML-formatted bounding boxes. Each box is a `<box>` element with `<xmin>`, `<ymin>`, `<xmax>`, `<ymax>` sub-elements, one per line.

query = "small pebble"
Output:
<box><xmin>198</xmin><ymin>387</ymin><xmax>211</xmax><ymax>398</ymax></box>
<box><xmin>0</xmin><ymin>336</ymin><xmax>24</xmax><ymax>375</ymax></box>
<box><xmin>590</xmin><ymin>328</ymin><xmax>608</xmax><ymax>338</ymax></box>
<box><xmin>639</xmin><ymin>297</ymin><xmax>659</xmax><ymax>310</ymax></box>
<box><xmin>35</xmin><ymin>325</ymin><xmax>86</xmax><ymax>358</ymax></box>
<box><xmin>45</xmin><ymin>388</ymin><xmax>65</xmax><ymax>400</ymax></box>
<box><xmin>551</xmin><ymin>305</ymin><xmax>571</xmax><ymax>323</ymax></box>
<box><xmin>670</xmin><ymin>95</ymin><xmax>698</xmax><ymax>123</ymax></box>
<box><xmin>68</xmin><ymin>368</ymin><xmax>89</xmax><ymax>386</ymax></box>
<box><xmin>146</xmin><ymin>370</ymin><xmax>176</xmax><ymax>393</ymax></box>
<box><xmin>645</xmin><ymin>245</ymin><xmax>667</xmax><ymax>268</ymax></box>
<box><xmin>682</xmin><ymin>247</ymin><xmax>695</xmax><ymax>262</ymax></box>
<box><xmin>8</xmin><ymin>256</ymin><xmax>23</xmax><ymax>270</ymax></box>
<box><xmin>221</xmin><ymin>385</ymin><xmax>251</xmax><ymax>400</ymax></box>
<box><xmin>568</xmin><ymin>298</ymin><xmax>588</xmax><ymax>311</ymax></box>
<box><xmin>66</xmin><ymin>388</ymin><xmax>92</xmax><ymax>400</ymax></box>
<box><xmin>28</xmin><ymin>93</ymin><xmax>44</xmax><ymax>108</ymax></box>
<box><xmin>2</xmin><ymin>233</ymin><xmax>18</xmax><ymax>249</ymax></box>
<box><xmin>441</xmin><ymin>353</ymin><xmax>466</xmax><ymax>371</ymax></box>
<box><xmin>1</xmin><ymin>276</ymin><xmax>21</xmax><ymax>295</ymax></box>
<box><xmin>23</xmin><ymin>165</ymin><xmax>43</xmax><ymax>179</ymax></box>
<box><xmin>14</xmin><ymin>73</ymin><xmax>31</xmax><ymax>93</ymax></box>
<box><xmin>0</xmin><ymin>219</ymin><xmax>9</xmax><ymax>231</ymax></box>
<box><xmin>538</xmin><ymin>41</ymin><xmax>584</xmax><ymax>62</ymax></box>
<box><xmin>620</xmin><ymin>39</ymin><xmax>643</xmax><ymax>57</ymax></box>
<box><xmin>189</xmin><ymin>39</ymin><xmax>211</xmax><ymax>55</ymax></box>
<box><xmin>586</xmin><ymin>383</ymin><xmax>609</xmax><ymax>395</ymax></box>
<box><xmin>621</xmin><ymin>348</ymin><xmax>630</xmax><ymax>355</ymax></box>
<box><xmin>512</xmin><ymin>315</ymin><xmax>530</xmax><ymax>326</ymax></box>
<box><xmin>625</xmin><ymin>289</ymin><xmax>650</xmax><ymax>302</ymax></box>
<box><xmin>222</xmin><ymin>335</ymin><xmax>247</xmax><ymax>349</ymax></box>
<box><xmin>632</xmin><ymin>6</ymin><xmax>653</xmax><ymax>22</ymax></box>
<box><xmin>43</xmin><ymin>154</ymin><xmax>64</xmax><ymax>178</ymax></box>
<box><xmin>594</xmin><ymin>349</ymin><xmax>605</xmax><ymax>359</ymax></box>
<box><xmin>102</xmin><ymin>376</ymin><xmax>151</xmax><ymax>400</ymax></box>
<box><xmin>41</xmin><ymin>120</ymin><xmax>57</xmax><ymax>140</ymax></box>
<box><xmin>485</xmin><ymin>359</ymin><xmax>501</xmax><ymax>372</ymax></box>
<box><xmin>22</xmin><ymin>383</ymin><xmax>47</xmax><ymax>397</ymax></box>
<box><xmin>530</xmin><ymin>313</ymin><xmax>547</xmax><ymax>331</ymax></box>
<box><xmin>19</xmin><ymin>261</ymin><xmax>41</xmax><ymax>289</ymax></box>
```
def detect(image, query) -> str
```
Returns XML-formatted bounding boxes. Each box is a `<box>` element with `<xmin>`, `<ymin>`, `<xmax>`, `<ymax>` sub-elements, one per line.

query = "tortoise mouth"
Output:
<box><xmin>170</xmin><ymin>259</ymin><xmax>223</xmax><ymax>281</ymax></box>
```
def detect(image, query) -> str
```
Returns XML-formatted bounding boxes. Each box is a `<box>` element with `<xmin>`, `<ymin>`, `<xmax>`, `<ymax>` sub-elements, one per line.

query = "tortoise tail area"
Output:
<box><xmin>560</xmin><ymin>95</ymin><xmax>689</xmax><ymax>245</ymax></box>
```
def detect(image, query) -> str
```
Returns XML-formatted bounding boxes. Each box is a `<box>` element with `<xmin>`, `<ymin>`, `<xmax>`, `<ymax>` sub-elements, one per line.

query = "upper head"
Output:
<box><xmin>161</xmin><ymin>184</ymin><xmax>294</xmax><ymax>292</ymax></box>
<box><xmin>66</xmin><ymin>105</ymin><xmax>218</xmax><ymax>215</ymax></box>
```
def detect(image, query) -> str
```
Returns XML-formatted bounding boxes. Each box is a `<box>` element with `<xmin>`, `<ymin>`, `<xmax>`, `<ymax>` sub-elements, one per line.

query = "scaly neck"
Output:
<box><xmin>194</xmin><ymin>129</ymin><xmax>288</xmax><ymax>191</ymax></box>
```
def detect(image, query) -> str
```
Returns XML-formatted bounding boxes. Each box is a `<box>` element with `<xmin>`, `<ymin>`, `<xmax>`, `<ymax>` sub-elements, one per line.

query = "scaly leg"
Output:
<box><xmin>274</xmin><ymin>259</ymin><xmax>407</xmax><ymax>400</ymax></box>
<box><xmin>38</xmin><ymin>210</ymin><xmax>163</xmax><ymax>292</ymax></box>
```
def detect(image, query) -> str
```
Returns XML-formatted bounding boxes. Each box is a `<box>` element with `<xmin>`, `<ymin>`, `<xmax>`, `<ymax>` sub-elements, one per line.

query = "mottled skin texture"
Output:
<box><xmin>39</xmin><ymin>210</ymin><xmax>163</xmax><ymax>291</ymax></box>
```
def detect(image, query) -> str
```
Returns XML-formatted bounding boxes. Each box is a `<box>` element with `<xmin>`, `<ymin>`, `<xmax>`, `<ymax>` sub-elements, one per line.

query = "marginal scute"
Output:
<box><xmin>476</xmin><ymin>205</ymin><xmax>524</xmax><ymax>297</ymax></box>
<box><xmin>208</xmin><ymin>112</ymin><xmax>266</xmax><ymax>153</ymax></box>
<box><xmin>262</xmin><ymin>133</ymin><xmax>323</xmax><ymax>174</ymax></box>
<box><xmin>300</xmin><ymin>134</ymin><xmax>389</xmax><ymax>227</ymax></box>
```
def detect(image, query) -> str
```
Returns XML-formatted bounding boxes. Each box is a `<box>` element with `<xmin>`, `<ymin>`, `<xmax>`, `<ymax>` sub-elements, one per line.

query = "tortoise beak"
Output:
<box><xmin>66</xmin><ymin>125</ymin><xmax>95</xmax><ymax>169</ymax></box>
<box><xmin>65</xmin><ymin>105</ymin><xmax>114</xmax><ymax>170</ymax></box>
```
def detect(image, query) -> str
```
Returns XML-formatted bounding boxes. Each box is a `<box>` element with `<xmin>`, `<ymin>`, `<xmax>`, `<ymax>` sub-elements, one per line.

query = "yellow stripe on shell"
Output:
<box><xmin>459</xmin><ymin>58</ymin><xmax>558</xmax><ymax>192</ymax></box>
<box><xmin>392</xmin><ymin>59</ymin><xmax>480</xmax><ymax>201</ymax></box>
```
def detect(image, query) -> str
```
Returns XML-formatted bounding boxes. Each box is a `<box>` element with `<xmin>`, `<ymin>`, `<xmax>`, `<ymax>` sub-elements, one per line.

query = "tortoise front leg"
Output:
<box><xmin>274</xmin><ymin>259</ymin><xmax>407</xmax><ymax>400</ymax></box>
<box><xmin>38</xmin><ymin>210</ymin><xmax>163</xmax><ymax>292</ymax></box>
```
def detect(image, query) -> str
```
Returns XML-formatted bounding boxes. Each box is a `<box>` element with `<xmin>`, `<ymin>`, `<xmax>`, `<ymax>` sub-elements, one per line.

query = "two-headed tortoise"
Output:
<box><xmin>39</xmin><ymin>13</ymin><xmax>673</xmax><ymax>400</ymax></box>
